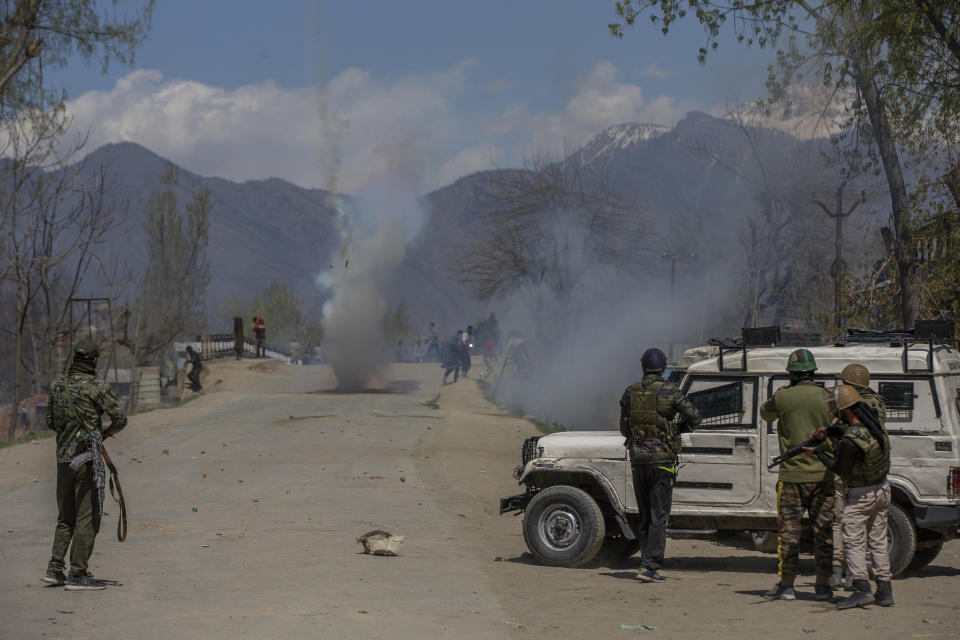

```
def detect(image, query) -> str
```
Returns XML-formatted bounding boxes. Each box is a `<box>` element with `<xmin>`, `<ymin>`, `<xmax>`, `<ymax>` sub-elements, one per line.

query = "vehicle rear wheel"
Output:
<box><xmin>905</xmin><ymin>541</ymin><xmax>943</xmax><ymax>572</ymax></box>
<box><xmin>751</xmin><ymin>530</ymin><xmax>779</xmax><ymax>554</ymax></box>
<box><xmin>522</xmin><ymin>486</ymin><xmax>605</xmax><ymax>567</ymax></box>
<box><xmin>887</xmin><ymin>502</ymin><xmax>917</xmax><ymax>577</ymax></box>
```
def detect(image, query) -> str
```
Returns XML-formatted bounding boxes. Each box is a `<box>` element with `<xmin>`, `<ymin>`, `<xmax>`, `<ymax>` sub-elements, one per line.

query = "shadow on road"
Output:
<box><xmin>311</xmin><ymin>380</ymin><xmax>422</xmax><ymax>395</ymax></box>
<box><xmin>667</xmin><ymin>555</ymin><xmax>778</xmax><ymax>574</ymax></box>
<box><xmin>901</xmin><ymin>564</ymin><xmax>960</xmax><ymax>579</ymax></box>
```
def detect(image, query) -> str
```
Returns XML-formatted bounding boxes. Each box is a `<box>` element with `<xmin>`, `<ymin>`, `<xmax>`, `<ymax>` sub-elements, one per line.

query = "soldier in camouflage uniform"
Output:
<box><xmin>619</xmin><ymin>347</ymin><xmax>701</xmax><ymax>582</ymax></box>
<box><xmin>808</xmin><ymin>384</ymin><xmax>894</xmax><ymax>609</ymax></box>
<box><xmin>760</xmin><ymin>348</ymin><xmax>835</xmax><ymax>601</ymax></box>
<box><xmin>42</xmin><ymin>339</ymin><xmax>127</xmax><ymax>591</ymax></box>
<box><xmin>830</xmin><ymin>364</ymin><xmax>887</xmax><ymax>589</ymax></box>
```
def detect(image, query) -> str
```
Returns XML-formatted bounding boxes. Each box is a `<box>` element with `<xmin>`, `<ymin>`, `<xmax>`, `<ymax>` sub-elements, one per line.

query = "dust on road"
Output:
<box><xmin>1</xmin><ymin>360</ymin><xmax>958</xmax><ymax>639</ymax></box>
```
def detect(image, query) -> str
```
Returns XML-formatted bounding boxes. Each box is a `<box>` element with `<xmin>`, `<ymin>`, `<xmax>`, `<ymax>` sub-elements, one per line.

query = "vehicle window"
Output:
<box><xmin>667</xmin><ymin>369</ymin><xmax>685</xmax><ymax>385</ymax></box>
<box><xmin>685</xmin><ymin>377</ymin><xmax>756</xmax><ymax>430</ymax></box>
<box><xmin>873</xmin><ymin>378</ymin><xmax>941</xmax><ymax>431</ymax></box>
<box><xmin>765</xmin><ymin>375</ymin><xmax>836</xmax><ymax>433</ymax></box>
<box><xmin>879</xmin><ymin>381</ymin><xmax>915</xmax><ymax>422</ymax></box>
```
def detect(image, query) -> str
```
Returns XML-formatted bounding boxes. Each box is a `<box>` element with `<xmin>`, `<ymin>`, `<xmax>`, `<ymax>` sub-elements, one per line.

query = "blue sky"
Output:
<box><xmin>56</xmin><ymin>0</ymin><xmax>781</xmax><ymax>193</ymax></box>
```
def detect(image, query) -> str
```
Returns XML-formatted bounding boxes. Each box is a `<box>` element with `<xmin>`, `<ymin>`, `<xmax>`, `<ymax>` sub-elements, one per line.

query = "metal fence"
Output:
<box><xmin>177</xmin><ymin>335</ymin><xmax>292</xmax><ymax>365</ymax></box>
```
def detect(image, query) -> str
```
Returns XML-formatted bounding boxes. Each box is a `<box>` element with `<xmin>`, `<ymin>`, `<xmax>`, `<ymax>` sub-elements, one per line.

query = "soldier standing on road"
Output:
<box><xmin>43</xmin><ymin>340</ymin><xmax>127</xmax><ymax>590</ymax></box>
<box><xmin>830</xmin><ymin>364</ymin><xmax>887</xmax><ymax>589</ymax></box>
<box><xmin>619</xmin><ymin>347</ymin><xmax>701</xmax><ymax>582</ymax></box>
<box><xmin>760</xmin><ymin>348</ymin><xmax>835</xmax><ymax>601</ymax></box>
<box><xmin>806</xmin><ymin>384</ymin><xmax>894</xmax><ymax>609</ymax></box>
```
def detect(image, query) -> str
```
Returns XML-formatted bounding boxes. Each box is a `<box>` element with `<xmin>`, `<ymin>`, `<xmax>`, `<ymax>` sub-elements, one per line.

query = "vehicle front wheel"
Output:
<box><xmin>522</xmin><ymin>486</ymin><xmax>605</xmax><ymax>567</ymax></box>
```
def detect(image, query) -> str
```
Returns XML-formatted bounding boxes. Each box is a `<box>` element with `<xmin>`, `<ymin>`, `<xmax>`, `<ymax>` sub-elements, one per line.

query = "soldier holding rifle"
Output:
<box><xmin>759</xmin><ymin>349</ymin><xmax>835</xmax><ymax>601</ymax></box>
<box><xmin>804</xmin><ymin>384</ymin><xmax>894</xmax><ymax>609</ymax></box>
<box><xmin>42</xmin><ymin>340</ymin><xmax>127</xmax><ymax>591</ymax></box>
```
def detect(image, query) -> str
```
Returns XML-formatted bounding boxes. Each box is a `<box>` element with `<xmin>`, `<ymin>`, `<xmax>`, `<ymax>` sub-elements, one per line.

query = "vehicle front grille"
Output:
<box><xmin>521</xmin><ymin>436</ymin><xmax>542</xmax><ymax>466</ymax></box>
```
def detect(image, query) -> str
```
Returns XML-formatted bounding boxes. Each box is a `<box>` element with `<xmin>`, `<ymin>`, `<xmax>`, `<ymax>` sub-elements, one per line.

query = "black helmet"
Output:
<box><xmin>641</xmin><ymin>347</ymin><xmax>667</xmax><ymax>372</ymax></box>
<box><xmin>74</xmin><ymin>339</ymin><xmax>100</xmax><ymax>359</ymax></box>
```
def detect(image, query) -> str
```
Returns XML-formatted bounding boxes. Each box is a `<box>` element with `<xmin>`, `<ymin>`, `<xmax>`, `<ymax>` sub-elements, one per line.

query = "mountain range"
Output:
<box><xmin>69</xmin><ymin>111</ymin><xmax>883</xmax><ymax>335</ymax></box>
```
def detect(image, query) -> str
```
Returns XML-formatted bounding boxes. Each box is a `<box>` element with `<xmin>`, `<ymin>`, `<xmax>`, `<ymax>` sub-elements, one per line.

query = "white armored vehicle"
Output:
<box><xmin>500</xmin><ymin>328</ymin><xmax>960</xmax><ymax>574</ymax></box>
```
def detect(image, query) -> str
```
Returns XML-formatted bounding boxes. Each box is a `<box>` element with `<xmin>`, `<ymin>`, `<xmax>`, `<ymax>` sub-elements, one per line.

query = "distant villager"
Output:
<box><xmin>460</xmin><ymin>326</ymin><xmax>474</xmax><ymax>377</ymax></box>
<box><xmin>424</xmin><ymin>322</ymin><xmax>440</xmax><ymax>362</ymax></box>
<box><xmin>253</xmin><ymin>317</ymin><xmax>266</xmax><ymax>357</ymax></box>
<box><xmin>186</xmin><ymin>345</ymin><xmax>203</xmax><ymax>392</ymax></box>
<box><xmin>442</xmin><ymin>330</ymin><xmax>464</xmax><ymax>384</ymax></box>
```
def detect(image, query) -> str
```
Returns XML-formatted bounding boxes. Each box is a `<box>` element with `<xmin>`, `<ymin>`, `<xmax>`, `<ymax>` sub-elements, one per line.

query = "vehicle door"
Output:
<box><xmin>670</xmin><ymin>374</ymin><xmax>762</xmax><ymax>505</ymax></box>
<box><xmin>873</xmin><ymin>374</ymin><xmax>950</xmax><ymax>502</ymax></box>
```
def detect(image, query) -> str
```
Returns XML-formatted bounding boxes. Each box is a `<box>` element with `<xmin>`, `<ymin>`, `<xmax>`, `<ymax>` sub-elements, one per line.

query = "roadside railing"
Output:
<box><xmin>177</xmin><ymin>335</ymin><xmax>292</xmax><ymax>364</ymax></box>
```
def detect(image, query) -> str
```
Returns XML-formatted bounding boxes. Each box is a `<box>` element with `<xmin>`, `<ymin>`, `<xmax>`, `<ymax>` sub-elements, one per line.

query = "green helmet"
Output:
<box><xmin>785</xmin><ymin>348</ymin><xmax>817</xmax><ymax>372</ymax></box>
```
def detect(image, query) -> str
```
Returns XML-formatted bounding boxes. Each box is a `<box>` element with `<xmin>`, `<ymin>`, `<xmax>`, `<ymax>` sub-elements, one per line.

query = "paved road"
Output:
<box><xmin>2</xmin><ymin>360</ymin><xmax>958</xmax><ymax>639</ymax></box>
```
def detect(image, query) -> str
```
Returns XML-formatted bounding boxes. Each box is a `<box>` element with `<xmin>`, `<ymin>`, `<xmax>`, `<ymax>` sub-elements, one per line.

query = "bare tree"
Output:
<box><xmin>118</xmin><ymin>166</ymin><xmax>210</xmax><ymax>409</ymax></box>
<box><xmin>678</xmin><ymin>107</ymin><xmax>860</xmax><ymax>333</ymax></box>
<box><xmin>457</xmin><ymin>155</ymin><xmax>650</xmax><ymax>343</ymax></box>
<box><xmin>0</xmin><ymin>0</ymin><xmax>154</xmax><ymax>112</ymax></box>
<box><xmin>0</xmin><ymin>106</ymin><xmax>122</xmax><ymax>439</ymax></box>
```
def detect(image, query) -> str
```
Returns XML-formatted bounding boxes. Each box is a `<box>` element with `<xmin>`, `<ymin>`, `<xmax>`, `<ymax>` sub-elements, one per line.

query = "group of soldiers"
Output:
<box><xmin>621</xmin><ymin>347</ymin><xmax>894</xmax><ymax>609</ymax></box>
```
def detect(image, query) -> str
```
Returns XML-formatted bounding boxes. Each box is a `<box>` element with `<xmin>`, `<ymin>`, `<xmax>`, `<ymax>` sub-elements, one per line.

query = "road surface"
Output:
<box><xmin>1</xmin><ymin>360</ymin><xmax>958</xmax><ymax>639</ymax></box>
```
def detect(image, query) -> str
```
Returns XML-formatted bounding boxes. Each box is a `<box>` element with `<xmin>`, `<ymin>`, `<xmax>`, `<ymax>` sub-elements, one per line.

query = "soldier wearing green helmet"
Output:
<box><xmin>759</xmin><ymin>348</ymin><xmax>836</xmax><ymax>602</ymax></box>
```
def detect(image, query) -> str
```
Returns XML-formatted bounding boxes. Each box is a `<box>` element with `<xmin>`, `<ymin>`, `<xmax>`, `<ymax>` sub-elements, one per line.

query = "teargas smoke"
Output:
<box><xmin>318</xmin><ymin>160</ymin><xmax>427</xmax><ymax>389</ymax></box>
<box><xmin>489</xmin><ymin>216</ymin><xmax>743</xmax><ymax>429</ymax></box>
<box><xmin>320</xmin><ymin>197</ymin><xmax>407</xmax><ymax>390</ymax></box>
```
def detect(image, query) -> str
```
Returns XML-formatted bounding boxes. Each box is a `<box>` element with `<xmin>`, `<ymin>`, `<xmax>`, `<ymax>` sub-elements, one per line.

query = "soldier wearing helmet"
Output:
<box><xmin>759</xmin><ymin>348</ymin><xmax>835</xmax><ymax>602</ymax></box>
<box><xmin>807</xmin><ymin>384</ymin><xmax>893</xmax><ymax>609</ymax></box>
<box><xmin>43</xmin><ymin>339</ymin><xmax>127</xmax><ymax>590</ymax></box>
<box><xmin>619</xmin><ymin>347</ymin><xmax>701</xmax><ymax>583</ymax></box>
<box><xmin>830</xmin><ymin>364</ymin><xmax>886</xmax><ymax>590</ymax></box>
<box><xmin>839</xmin><ymin>364</ymin><xmax>886</xmax><ymax>424</ymax></box>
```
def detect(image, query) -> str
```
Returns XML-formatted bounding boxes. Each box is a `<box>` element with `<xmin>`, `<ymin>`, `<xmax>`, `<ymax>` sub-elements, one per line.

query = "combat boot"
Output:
<box><xmin>874</xmin><ymin>580</ymin><xmax>894</xmax><ymax>607</ymax></box>
<box><xmin>836</xmin><ymin>580</ymin><xmax>874</xmax><ymax>609</ymax></box>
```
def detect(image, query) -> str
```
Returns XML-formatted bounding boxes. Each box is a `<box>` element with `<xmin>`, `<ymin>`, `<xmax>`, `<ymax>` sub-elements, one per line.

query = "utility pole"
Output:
<box><xmin>813</xmin><ymin>184</ymin><xmax>866</xmax><ymax>330</ymax></box>
<box><xmin>662</xmin><ymin>251</ymin><xmax>696</xmax><ymax>361</ymax></box>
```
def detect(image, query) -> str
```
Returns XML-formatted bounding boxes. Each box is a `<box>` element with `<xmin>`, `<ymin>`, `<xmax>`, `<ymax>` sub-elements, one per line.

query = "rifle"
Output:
<box><xmin>767</xmin><ymin>435</ymin><xmax>822</xmax><ymax>470</ymax></box>
<box><xmin>101</xmin><ymin>445</ymin><xmax>127</xmax><ymax>542</ymax></box>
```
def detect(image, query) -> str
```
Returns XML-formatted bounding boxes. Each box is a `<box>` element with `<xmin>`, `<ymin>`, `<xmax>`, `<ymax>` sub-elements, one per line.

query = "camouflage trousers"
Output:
<box><xmin>777</xmin><ymin>480</ymin><xmax>834</xmax><ymax>586</ymax></box>
<box><xmin>48</xmin><ymin>462</ymin><xmax>101</xmax><ymax>578</ymax></box>
<box><xmin>843</xmin><ymin>482</ymin><xmax>891</xmax><ymax>582</ymax></box>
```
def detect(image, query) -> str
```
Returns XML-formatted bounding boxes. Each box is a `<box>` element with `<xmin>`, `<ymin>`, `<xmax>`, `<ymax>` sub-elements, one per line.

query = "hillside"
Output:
<box><xmin>59</xmin><ymin>111</ymin><xmax>885</xmax><ymax>334</ymax></box>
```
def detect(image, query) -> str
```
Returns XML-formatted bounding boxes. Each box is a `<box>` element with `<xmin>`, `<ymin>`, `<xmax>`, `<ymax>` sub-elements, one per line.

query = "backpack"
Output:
<box><xmin>629</xmin><ymin>381</ymin><xmax>680</xmax><ymax>458</ymax></box>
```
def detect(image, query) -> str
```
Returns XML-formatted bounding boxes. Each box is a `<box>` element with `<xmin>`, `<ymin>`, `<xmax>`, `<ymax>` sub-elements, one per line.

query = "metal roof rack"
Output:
<box><xmin>833</xmin><ymin>322</ymin><xmax>956</xmax><ymax>373</ymax></box>
<box><xmin>834</xmin><ymin>327</ymin><xmax>914</xmax><ymax>346</ymax></box>
<box><xmin>903</xmin><ymin>320</ymin><xmax>956</xmax><ymax>373</ymax></box>
<box><xmin>710</xmin><ymin>334</ymin><xmax>748</xmax><ymax>372</ymax></box>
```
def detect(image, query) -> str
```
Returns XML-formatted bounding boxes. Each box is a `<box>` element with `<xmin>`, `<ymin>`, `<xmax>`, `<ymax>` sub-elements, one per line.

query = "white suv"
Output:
<box><xmin>501</xmin><ymin>335</ymin><xmax>960</xmax><ymax>574</ymax></box>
